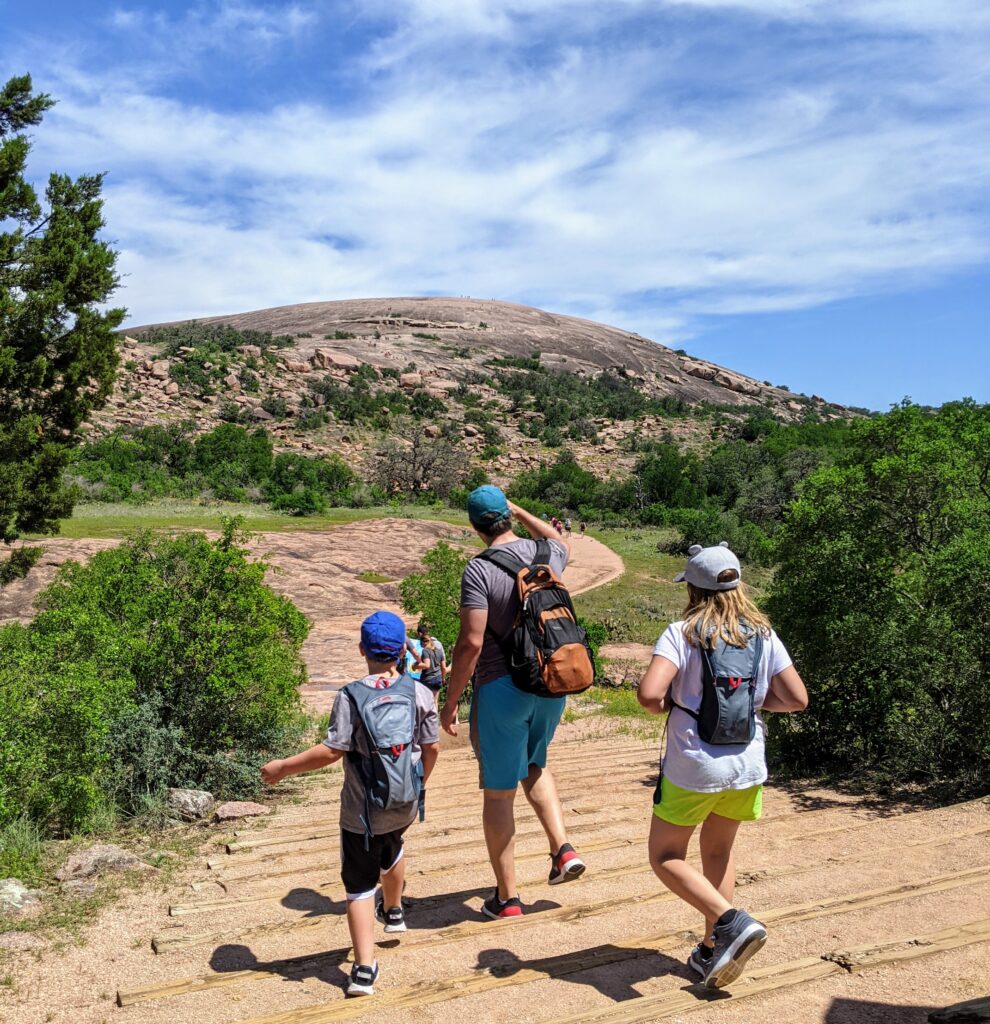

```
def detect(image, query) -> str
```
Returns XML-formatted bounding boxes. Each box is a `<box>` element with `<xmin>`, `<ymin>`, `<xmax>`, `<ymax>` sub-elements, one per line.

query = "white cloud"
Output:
<box><xmin>10</xmin><ymin>0</ymin><xmax>990</xmax><ymax>338</ymax></box>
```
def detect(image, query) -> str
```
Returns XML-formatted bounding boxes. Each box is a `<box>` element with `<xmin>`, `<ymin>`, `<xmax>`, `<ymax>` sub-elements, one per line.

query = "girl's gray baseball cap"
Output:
<box><xmin>674</xmin><ymin>542</ymin><xmax>741</xmax><ymax>590</ymax></box>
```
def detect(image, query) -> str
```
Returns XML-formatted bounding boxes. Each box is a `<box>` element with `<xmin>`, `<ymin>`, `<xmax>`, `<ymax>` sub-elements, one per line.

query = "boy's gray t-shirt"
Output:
<box><xmin>460</xmin><ymin>538</ymin><xmax>569</xmax><ymax>686</ymax></box>
<box><xmin>323</xmin><ymin>674</ymin><xmax>439</xmax><ymax>835</ymax></box>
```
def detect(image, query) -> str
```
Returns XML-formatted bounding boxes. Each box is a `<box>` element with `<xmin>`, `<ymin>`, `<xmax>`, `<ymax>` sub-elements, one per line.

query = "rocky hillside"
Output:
<box><xmin>91</xmin><ymin>297</ymin><xmax>848</xmax><ymax>480</ymax></box>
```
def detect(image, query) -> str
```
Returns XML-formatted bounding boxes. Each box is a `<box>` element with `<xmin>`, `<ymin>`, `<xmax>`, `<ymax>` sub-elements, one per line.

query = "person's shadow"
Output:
<box><xmin>474</xmin><ymin>943</ymin><xmax>688</xmax><ymax>1002</ymax></box>
<box><xmin>280</xmin><ymin>887</ymin><xmax>347</xmax><ymax>919</ymax></box>
<box><xmin>404</xmin><ymin>887</ymin><xmax>560</xmax><ymax>929</ymax></box>
<box><xmin>208</xmin><ymin>942</ymin><xmax>352</xmax><ymax>989</ymax></box>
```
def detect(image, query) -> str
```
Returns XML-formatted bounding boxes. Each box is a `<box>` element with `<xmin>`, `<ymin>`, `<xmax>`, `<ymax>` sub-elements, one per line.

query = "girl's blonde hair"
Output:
<box><xmin>682</xmin><ymin>577</ymin><xmax>771</xmax><ymax>649</ymax></box>
<box><xmin>417</xmin><ymin>620</ymin><xmax>436</xmax><ymax>651</ymax></box>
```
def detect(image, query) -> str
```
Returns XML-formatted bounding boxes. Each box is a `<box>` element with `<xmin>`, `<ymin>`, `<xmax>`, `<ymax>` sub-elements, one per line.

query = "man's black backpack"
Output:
<box><xmin>476</xmin><ymin>539</ymin><xmax>595</xmax><ymax>698</ymax></box>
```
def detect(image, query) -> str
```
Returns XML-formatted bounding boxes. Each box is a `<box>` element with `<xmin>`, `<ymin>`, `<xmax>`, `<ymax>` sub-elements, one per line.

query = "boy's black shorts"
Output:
<box><xmin>340</xmin><ymin>826</ymin><xmax>408</xmax><ymax>900</ymax></box>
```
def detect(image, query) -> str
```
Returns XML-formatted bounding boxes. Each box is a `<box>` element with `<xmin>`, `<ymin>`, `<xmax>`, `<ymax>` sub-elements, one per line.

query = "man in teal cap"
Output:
<box><xmin>442</xmin><ymin>485</ymin><xmax>587</xmax><ymax>919</ymax></box>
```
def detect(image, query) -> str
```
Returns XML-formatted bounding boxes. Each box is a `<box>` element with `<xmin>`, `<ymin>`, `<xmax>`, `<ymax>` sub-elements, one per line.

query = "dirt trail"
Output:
<box><xmin>4</xmin><ymin>524</ymin><xmax>987</xmax><ymax>1023</ymax></box>
<box><xmin>3</xmin><ymin>728</ymin><xmax>988</xmax><ymax>1024</ymax></box>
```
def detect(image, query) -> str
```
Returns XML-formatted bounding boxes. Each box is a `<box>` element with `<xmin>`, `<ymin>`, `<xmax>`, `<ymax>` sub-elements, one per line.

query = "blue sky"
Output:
<box><xmin>3</xmin><ymin>0</ymin><xmax>989</xmax><ymax>410</ymax></box>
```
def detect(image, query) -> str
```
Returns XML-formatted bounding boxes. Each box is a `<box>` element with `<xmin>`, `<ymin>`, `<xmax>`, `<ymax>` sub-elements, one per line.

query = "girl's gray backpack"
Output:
<box><xmin>342</xmin><ymin>674</ymin><xmax>424</xmax><ymax>845</ymax></box>
<box><xmin>671</xmin><ymin>629</ymin><xmax>764</xmax><ymax>745</ymax></box>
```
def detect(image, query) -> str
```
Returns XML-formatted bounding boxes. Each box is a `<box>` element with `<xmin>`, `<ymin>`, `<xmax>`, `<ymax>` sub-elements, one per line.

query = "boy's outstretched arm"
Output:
<box><xmin>261</xmin><ymin>744</ymin><xmax>343</xmax><ymax>785</ymax></box>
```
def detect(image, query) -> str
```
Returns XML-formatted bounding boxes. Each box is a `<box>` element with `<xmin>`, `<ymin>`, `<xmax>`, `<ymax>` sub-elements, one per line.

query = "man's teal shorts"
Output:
<box><xmin>470</xmin><ymin>674</ymin><xmax>565</xmax><ymax>790</ymax></box>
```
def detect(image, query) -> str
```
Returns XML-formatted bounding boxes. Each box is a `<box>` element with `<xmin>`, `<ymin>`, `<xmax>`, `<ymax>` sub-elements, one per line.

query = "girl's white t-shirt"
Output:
<box><xmin>653</xmin><ymin>621</ymin><xmax>793</xmax><ymax>793</ymax></box>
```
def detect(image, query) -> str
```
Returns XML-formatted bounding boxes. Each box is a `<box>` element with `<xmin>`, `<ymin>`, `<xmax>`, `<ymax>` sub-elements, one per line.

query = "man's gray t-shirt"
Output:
<box><xmin>323</xmin><ymin>674</ymin><xmax>439</xmax><ymax>835</ymax></box>
<box><xmin>460</xmin><ymin>538</ymin><xmax>569</xmax><ymax>686</ymax></box>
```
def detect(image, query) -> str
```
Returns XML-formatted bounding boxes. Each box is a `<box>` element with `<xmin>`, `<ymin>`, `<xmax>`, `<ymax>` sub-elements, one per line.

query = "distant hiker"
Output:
<box><xmin>637</xmin><ymin>543</ymin><xmax>807</xmax><ymax>990</ymax></box>
<box><xmin>402</xmin><ymin>631</ymin><xmax>423</xmax><ymax>681</ymax></box>
<box><xmin>411</xmin><ymin>619</ymin><xmax>447</xmax><ymax>708</ymax></box>
<box><xmin>564</xmin><ymin>517</ymin><xmax>572</xmax><ymax>536</ymax></box>
<box><xmin>261</xmin><ymin>611</ymin><xmax>439</xmax><ymax>998</ymax></box>
<box><xmin>579</xmin><ymin>522</ymin><xmax>587</xmax><ymax>538</ymax></box>
<box><xmin>442</xmin><ymin>485</ymin><xmax>590</xmax><ymax>920</ymax></box>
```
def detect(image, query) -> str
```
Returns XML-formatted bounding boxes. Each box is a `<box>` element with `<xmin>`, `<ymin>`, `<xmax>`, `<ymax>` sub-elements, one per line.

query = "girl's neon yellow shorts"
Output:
<box><xmin>653</xmin><ymin>778</ymin><xmax>763</xmax><ymax>826</ymax></box>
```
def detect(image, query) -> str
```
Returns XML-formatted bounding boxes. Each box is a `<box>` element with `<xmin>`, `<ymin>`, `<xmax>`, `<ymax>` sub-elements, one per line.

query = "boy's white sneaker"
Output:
<box><xmin>375</xmin><ymin>894</ymin><xmax>407</xmax><ymax>933</ymax></box>
<box><xmin>346</xmin><ymin>961</ymin><xmax>379</xmax><ymax>997</ymax></box>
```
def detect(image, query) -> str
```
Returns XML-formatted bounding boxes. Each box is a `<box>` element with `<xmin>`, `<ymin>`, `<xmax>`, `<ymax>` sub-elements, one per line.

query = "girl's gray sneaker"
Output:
<box><xmin>703</xmin><ymin>909</ymin><xmax>767</xmax><ymax>989</ymax></box>
<box><xmin>687</xmin><ymin>943</ymin><xmax>712</xmax><ymax>978</ymax></box>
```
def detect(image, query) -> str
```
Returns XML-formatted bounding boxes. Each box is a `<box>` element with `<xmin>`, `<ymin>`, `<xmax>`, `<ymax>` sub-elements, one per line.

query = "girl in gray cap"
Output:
<box><xmin>637</xmin><ymin>542</ymin><xmax>808</xmax><ymax>990</ymax></box>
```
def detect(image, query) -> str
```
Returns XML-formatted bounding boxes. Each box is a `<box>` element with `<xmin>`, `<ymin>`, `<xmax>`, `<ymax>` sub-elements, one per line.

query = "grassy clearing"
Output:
<box><xmin>39</xmin><ymin>501</ymin><xmax>469</xmax><ymax>540</ymax></box>
<box><xmin>356</xmin><ymin>570</ymin><xmax>393</xmax><ymax>584</ymax></box>
<box><xmin>574</xmin><ymin>525</ymin><xmax>775</xmax><ymax>645</ymax></box>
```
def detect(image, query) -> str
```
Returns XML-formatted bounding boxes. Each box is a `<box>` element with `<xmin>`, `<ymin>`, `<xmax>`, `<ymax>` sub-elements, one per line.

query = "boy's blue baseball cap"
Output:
<box><xmin>360</xmin><ymin>611</ymin><xmax>407</xmax><ymax>660</ymax></box>
<box><xmin>467</xmin><ymin>484</ymin><xmax>511</xmax><ymax>528</ymax></box>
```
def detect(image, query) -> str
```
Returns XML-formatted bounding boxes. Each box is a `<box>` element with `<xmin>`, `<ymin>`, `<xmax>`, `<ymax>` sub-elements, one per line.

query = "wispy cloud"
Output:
<box><xmin>6</xmin><ymin>0</ymin><xmax>989</xmax><ymax>344</ymax></box>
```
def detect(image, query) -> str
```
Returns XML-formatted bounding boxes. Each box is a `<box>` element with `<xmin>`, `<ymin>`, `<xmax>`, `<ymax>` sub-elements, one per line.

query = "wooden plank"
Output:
<box><xmin>545</xmin><ymin>917</ymin><xmax>990</xmax><ymax>1024</ymax></box>
<box><xmin>826</xmin><ymin>917</ymin><xmax>990</xmax><ymax>972</ymax></box>
<box><xmin>136</xmin><ymin>864</ymin><xmax>990</xmax><ymax>1009</ymax></box>
<box><xmin>542</xmin><ymin>958</ymin><xmax>842</xmax><ymax>1024</ymax></box>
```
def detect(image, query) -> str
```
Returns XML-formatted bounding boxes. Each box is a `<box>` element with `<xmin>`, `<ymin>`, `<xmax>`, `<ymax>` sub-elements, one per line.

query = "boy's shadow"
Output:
<box><xmin>209</xmin><ymin>942</ymin><xmax>351</xmax><ymax>989</ymax></box>
<box><xmin>280</xmin><ymin>887</ymin><xmax>347</xmax><ymax>919</ymax></box>
<box><xmin>475</xmin><ymin>943</ymin><xmax>689</xmax><ymax>1002</ymax></box>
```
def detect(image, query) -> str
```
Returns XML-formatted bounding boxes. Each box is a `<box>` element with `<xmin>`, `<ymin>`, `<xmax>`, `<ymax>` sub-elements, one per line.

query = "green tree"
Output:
<box><xmin>399</xmin><ymin>541</ymin><xmax>470</xmax><ymax>651</ymax></box>
<box><xmin>0</xmin><ymin>75</ymin><xmax>124</xmax><ymax>574</ymax></box>
<box><xmin>767</xmin><ymin>400</ymin><xmax>990</xmax><ymax>790</ymax></box>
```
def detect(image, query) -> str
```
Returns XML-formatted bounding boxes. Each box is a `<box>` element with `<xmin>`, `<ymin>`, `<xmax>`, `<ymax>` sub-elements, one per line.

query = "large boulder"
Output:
<box><xmin>55</xmin><ymin>844</ymin><xmax>153</xmax><ymax>882</ymax></box>
<box><xmin>150</xmin><ymin>360</ymin><xmax>170</xmax><ymax>380</ymax></box>
<box><xmin>0</xmin><ymin>879</ymin><xmax>41</xmax><ymax>919</ymax></box>
<box><xmin>400</xmin><ymin>372</ymin><xmax>423</xmax><ymax>389</ymax></box>
<box><xmin>213</xmin><ymin>801</ymin><xmax>270</xmax><ymax>823</ymax></box>
<box><xmin>311</xmin><ymin>349</ymin><xmax>362</xmax><ymax>372</ymax></box>
<box><xmin>167</xmin><ymin>788</ymin><xmax>215</xmax><ymax>822</ymax></box>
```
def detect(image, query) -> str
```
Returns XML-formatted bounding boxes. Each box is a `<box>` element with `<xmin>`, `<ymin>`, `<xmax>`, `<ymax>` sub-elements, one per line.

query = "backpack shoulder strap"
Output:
<box><xmin>533</xmin><ymin>538</ymin><xmax>552</xmax><ymax>565</ymax></box>
<box><xmin>475</xmin><ymin>544</ymin><xmax>526</xmax><ymax>580</ymax></box>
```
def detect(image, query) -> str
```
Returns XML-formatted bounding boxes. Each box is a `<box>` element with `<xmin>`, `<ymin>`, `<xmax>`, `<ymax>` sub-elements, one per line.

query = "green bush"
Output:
<box><xmin>767</xmin><ymin>401</ymin><xmax>990</xmax><ymax>790</ymax></box>
<box><xmin>0</xmin><ymin>522</ymin><xmax>310</xmax><ymax>833</ymax></box>
<box><xmin>398</xmin><ymin>541</ymin><xmax>470</xmax><ymax>651</ymax></box>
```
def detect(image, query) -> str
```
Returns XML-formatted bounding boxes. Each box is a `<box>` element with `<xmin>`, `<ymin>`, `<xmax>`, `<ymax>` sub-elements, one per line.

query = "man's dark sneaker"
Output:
<box><xmin>548</xmin><ymin>843</ymin><xmax>586</xmax><ymax>885</ymax></box>
<box><xmin>345</xmin><ymin>961</ymin><xmax>379</xmax><ymax>997</ymax></box>
<box><xmin>687</xmin><ymin>942</ymin><xmax>712</xmax><ymax>979</ymax></box>
<box><xmin>481</xmin><ymin>890</ymin><xmax>524</xmax><ymax>920</ymax></box>
<box><xmin>703</xmin><ymin>909</ymin><xmax>768</xmax><ymax>989</ymax></box>
<box><xmin>375</xmin><ymin>894</ymin><xmax>407</xmax><ymax>933</ymax></box>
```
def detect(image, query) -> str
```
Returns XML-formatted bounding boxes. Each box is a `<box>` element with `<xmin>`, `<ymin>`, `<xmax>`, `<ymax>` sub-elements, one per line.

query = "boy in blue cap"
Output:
<box><xmin>261</xmin><ymin>610</ymin><xmax>439</xmax><ymax>997</ymax></box>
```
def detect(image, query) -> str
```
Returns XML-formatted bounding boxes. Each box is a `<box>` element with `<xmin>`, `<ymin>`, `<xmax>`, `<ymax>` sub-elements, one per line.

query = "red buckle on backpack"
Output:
<box><xmin>391</xmin><ymin>744</ymin><xmax>406</xmax><ymax>757</ymax></box>
<box><xmin>728</xmin><ymin>676</ymin><xmax>742</xmax><ymax>689</ymax></box>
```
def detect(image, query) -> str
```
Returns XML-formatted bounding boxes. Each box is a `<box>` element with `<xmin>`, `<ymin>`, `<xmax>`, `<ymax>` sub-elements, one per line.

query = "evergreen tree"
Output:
<box><xmin>0</xmin><ymin>74</ymin><xmax>124</xmax><ymax>578</ymax></box>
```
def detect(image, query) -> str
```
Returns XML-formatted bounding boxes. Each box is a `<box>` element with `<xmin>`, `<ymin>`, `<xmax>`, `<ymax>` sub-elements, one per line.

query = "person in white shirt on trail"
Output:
<box><xmin>637</xmin><ymin>542</ymin><xmax>808</xmax><ymax>991</ymax></box>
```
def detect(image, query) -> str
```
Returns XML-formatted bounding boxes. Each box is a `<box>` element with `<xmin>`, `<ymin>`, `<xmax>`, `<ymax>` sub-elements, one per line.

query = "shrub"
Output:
<box><xmin>399</xmin><ymin>541</ymin><xmax>470</xmax><ymax>651</ymax></box>
<box><xmin>0</xmin><ymin>522</ymin><xmax>310</xmax><ymax>833</ymax></box>
<box><xmin>767</xmin><ymin>401</ymin><xmax>990</xmax><ymax>790</ymax></box>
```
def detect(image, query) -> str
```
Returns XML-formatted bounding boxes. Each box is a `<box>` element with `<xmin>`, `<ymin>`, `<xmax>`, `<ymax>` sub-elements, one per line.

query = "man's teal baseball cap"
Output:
<box><xmin>467</xmin><ymin>484</ymin><xmax>511</xmax><ymax>528</ymax></box>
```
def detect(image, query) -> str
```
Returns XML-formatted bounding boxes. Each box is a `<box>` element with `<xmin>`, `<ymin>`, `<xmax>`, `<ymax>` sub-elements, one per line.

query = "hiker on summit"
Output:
<box><xmin>637</xmin><ymin>543</ymin><xmax>808</xmax><ymax>991</ymax></box>
<box><xmin>260</xmin><ymin>611</ymin><xmax>439</xmax><ymax>998</ymax></box>
<box><xmin>441</xmin><ymin>485</ymin><xmax>589</xmax><ymax>920</ymax></box>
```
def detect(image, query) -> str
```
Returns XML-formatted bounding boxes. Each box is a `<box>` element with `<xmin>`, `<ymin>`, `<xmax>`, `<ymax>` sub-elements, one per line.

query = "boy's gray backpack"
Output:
<box><xmin>342</xmin><ymin>674</ymin><xmax>424</xmax><ymax>845</ymax></box>
<box><xmin>671</xmin><ymin>628</ymin><xmax>764</xmax><ymax>745</ymax></box>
